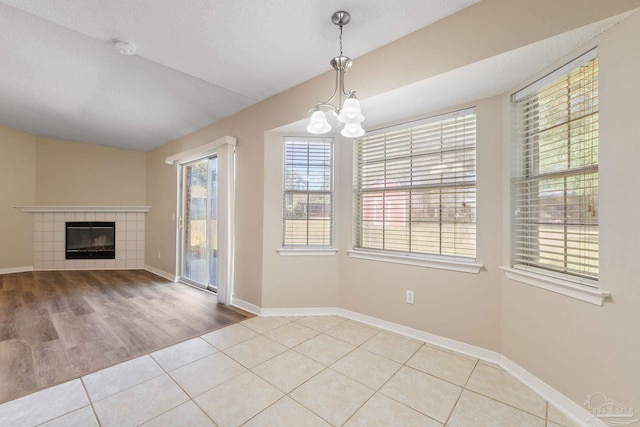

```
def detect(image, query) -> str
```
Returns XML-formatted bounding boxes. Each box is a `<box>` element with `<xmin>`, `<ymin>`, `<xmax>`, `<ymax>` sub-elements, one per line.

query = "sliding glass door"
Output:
<box><xmin>180</xmin><ymin>156</ymin><xmax>218</xmax><ymax>291</ymax></box>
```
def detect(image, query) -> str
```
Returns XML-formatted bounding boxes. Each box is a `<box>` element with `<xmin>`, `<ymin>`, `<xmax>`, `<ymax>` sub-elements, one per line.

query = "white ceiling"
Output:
<box><xmin>0</xmin><ymin>0</ymin><xmax>479</xmax><ymax>151</ymax></box>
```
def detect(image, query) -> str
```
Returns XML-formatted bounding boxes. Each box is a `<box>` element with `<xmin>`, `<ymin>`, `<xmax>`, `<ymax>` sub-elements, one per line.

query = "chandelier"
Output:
<box><xmin>307</xmin><ymin>11</ymin><xmax>365</xmax><ymax>138</ymax></box>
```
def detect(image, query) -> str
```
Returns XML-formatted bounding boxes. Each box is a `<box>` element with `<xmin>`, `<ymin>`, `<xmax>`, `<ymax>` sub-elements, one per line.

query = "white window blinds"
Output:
<box><xmin>512</xmin><ymin>51</ymin><xmax>599</xmax><ymax>282</ymax></box>
<box><xmin>353</xmin><ymin>109</ymin><xmax>476</xmax><ymax>259</ymax></box>
<box><xmin>283</xmin><ymin>137</ymin><xmax>334</xmax><ymax>247</ymax></box>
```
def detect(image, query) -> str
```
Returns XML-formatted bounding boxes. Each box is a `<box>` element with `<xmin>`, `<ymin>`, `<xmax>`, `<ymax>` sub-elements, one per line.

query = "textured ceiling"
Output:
<box><xmin>275</xmin><ymin>13</ymin><xmax>631</xmax><ymax>135</ymax></box>
<box><xmin>0</xmin><ymin>0</ymin><xmax>479</xmax><ymax>151</ymax></box>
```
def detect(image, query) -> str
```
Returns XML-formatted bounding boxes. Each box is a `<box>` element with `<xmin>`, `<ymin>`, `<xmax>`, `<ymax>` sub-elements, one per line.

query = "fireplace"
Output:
<box><xmin>65</xmin><ymin>222</ymin><xmax>116</xmax><ymax>259</ymax></box>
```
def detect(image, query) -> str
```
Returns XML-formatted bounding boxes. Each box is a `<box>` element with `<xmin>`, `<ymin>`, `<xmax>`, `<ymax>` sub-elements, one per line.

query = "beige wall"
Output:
<box><xmin>338</xmin><ymin>97</ymin><xmax>504</xmax><ymax>352</ymax></box>
<box><xmin>0</xmin><ymin>126</ymin><xmax>36</xmax><ymax>269</ymax></box>
<box><xmin>261</xmin><ymin>132</ymin><xmax>340</xmax><ymax>308</ymax></box>
<box><xmin>144</xmin><ymin>110</ymin><xmax>266</xmax><ymax>304</ymax></box>
<box><xmin>35</xmin><ymin>137</ymin><xmax>145</xmax><ymax>206</ymax></box>
<box><xmin>0</xmin><ymin>131</ymin><xmax>146</xmax><ymax>270</ymax></box>
<box><xmin>145</xmin><ymin>0</ymin><xmax>633</xmax><ymax>307</ymax></box>
<box><xmin>501</xmin><ymin>11</ymin><xmax>640</xmax><ymax>410</ymax></box>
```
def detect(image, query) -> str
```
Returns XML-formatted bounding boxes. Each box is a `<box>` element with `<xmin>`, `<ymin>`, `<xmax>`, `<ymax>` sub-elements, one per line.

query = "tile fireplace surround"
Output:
<box><xmin>18</xmin><ymin>206</ymin><xmax>150</xmax><ymax>271</ymax></box>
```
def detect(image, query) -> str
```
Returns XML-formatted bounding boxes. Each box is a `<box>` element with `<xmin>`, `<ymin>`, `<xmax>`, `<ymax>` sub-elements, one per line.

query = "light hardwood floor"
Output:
<box><xmin>0</xmin><ymin>270</ymin><xmax>250</xmax><ymax>404</ymax></box>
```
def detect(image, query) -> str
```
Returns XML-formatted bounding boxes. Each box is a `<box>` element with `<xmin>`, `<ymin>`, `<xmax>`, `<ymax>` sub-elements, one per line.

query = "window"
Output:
<box><xmin>282</xmin><ymin>137</ymin><xmax>334</xmax><ymax>247</ymax></box>
<box><xmin>512</xmin><ymin>50</ymin><xmax>598</xmax><ymax>282</ymax></box>
<box><xmin>353</xmin><ymin>109</ymin><xmax>476</xmax><ymax>260</ymax></box>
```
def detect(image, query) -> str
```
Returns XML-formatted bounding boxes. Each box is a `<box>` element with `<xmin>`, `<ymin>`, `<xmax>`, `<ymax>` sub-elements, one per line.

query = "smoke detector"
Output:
<box><xmin>113</xmin><ymin>39</ymin><xmax>137</xmax><ymax>55</ymax></box>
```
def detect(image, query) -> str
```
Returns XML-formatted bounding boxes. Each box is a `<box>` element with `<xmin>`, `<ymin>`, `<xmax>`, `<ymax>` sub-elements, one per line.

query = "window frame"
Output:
<box><xmin>511</xmin><ymin>49</ymin><xmax>599</xmax><ymax>284</ymax></box>
<box><xmin>504</xmin><ymin>48</ymin><xmax>609</xmax><ymax>306</ymax></box>
<box><xmin>351</xmin><ymin>108</ymin><xmax>481</xmax><ymax>272</ymax></box>
<box><xmin>281</xmin><ymin>136</ymin><xmax>335</xmax><ymax>250</ymax></box>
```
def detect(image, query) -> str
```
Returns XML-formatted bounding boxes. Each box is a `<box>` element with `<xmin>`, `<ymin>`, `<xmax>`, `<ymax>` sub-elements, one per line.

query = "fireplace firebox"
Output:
<box><xmin>65</xmin><ymin>222</ymin><xmax>116</xmax><ymax>259</ymax></box>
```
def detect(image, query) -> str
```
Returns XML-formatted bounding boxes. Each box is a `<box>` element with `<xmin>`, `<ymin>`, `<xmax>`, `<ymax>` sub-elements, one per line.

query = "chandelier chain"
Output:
<box><xmin>339</xmin><ymin>24</ymin><xmax>343</xmax><ymax>57</ymax></box>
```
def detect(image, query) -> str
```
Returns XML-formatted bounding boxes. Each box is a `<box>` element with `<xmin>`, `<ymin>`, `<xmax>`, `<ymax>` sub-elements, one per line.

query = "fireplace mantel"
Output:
<box><xmin>15</xmin><ymin>206</ymin><xmax>151</xmax><ymax>213</ymax></box>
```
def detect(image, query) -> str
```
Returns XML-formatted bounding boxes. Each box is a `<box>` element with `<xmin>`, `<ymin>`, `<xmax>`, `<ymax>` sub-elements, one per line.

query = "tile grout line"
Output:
<box><xmin>287</xmin><ymin>317</ymin><xmax>432</xmax><ymax>425</ymax></box>
<box><xmin>337</xmin><ymin>334</ymin><xmax>384</xmax><ymax>427</ymax></box>
<box><xmin>368</xmin><ymin>341</ymin><xmax>455</xmax><ymax>426</ymax></box>
<box><xmin>129</xmin><ymin>356</ymin><xmax>199</xmax><ymax>425</ymax></box>
<box><xmin>145</xmin><ymin>372</ymin><xmax>218</xmax><ymax>427</ymax></box>
<box><xmin>79</xmin><ymin>376</ymin><xmax>103</xmax><ymax>427</ymax></box>
<box><xmin>252</xmin><ymin>320</ymin><xmax>340</xmax><ymax>425</ymax></box>
<box><xmin>464</xmin><ymin>363</ymin><xmax>549</xmax><ymax>420</ymax></box>
<box><xmin>222</xmin><ymin>316</ymin><xmax>360</xmax><ymax>425</ymax></box>
<box><xmin>237</xmin><ymin>394</ymin><xmax>290</xmax><ymax>426</ymax></box>
<box><xmin>286</xmin><ymin>325</ymin><xmax>414</xmax><ymax>426</ymax></box>
<box><xmin>82</xmin><ymin>356</ymin><xmax>167</xmax><ymax>405</ymax></box>
<box><xmin>150</xmin><ymin>338</ymin><xmax>221</xmax><ymax>374</ymax></box>
<box><xmin>245</xmin><ymin>317</ymin><xmax>374</xmax><ymax>426</ymax></box>
<box><xmin>441</xmin><ymin>358</ymin><xmax>477</xmax><ymax>426</ymax></box>
<box><xmin>463</xmin><ymin>388</ymin><xmax>548</xmax><ymax>422</ymax></box>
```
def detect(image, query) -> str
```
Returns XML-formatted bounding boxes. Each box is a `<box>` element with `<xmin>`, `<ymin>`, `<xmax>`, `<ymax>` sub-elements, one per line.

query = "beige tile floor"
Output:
<box><xmin>0</xmin><ymin>316</ymin><xmax>583</xmax><ymax>427</ymax></box>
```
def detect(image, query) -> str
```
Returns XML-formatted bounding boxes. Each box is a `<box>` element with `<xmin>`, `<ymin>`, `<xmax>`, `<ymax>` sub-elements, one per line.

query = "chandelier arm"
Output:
<box><xmin>319</xmin><ymin>70</ymin><xmax>341</xmax><ymax>106</ymax></box>
<box><xmin>310</xmin><ymin>103</ymin><xmax>337</xmax><ymax>112</ymax></box>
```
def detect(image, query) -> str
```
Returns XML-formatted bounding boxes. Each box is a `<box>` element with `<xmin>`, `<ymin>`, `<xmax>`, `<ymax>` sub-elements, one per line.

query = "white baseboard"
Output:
<box><xmin>260</xmin><ymin>306</ymin><xmax>339</xmax><ymax>317</ymax></box>
<box><xmin>500</xmin><ymin>356</ymin><xmax>603</xmax><ymax>427</ymax></box>
<box><xmin>231</xmin><ymin>298</ymin><xmax>262</xmax><ymax>315</ymax></box>
<box><xmin>34</xmin><ymin>267</ymin><xmax>144</xmax><ymax>272</ymax></box>
<box><xmin>144</xmin><ymin>265</ymin><xmax>178</xmax><ymax>282</ymax></box>
<box><xmin>0</xmin><ymin>266</ymin><xmax>33</xmax><ymax>275</ymax></box>
<box><xmin>337</xmin><ymin>308</ymin><xmax>501</xmax><ymax>365</ymax></box>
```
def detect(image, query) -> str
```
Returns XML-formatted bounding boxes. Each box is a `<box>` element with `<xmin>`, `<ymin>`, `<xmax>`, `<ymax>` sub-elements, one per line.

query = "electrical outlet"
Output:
<box><xmin>158</xmin><ymin>251</ymin><xmax>162</xmax><ymax>259</ymax></box>
<box><xmin>406</xmin><ymin>290</ymin><xmax>414</xmax><ymax>304</ymax></box>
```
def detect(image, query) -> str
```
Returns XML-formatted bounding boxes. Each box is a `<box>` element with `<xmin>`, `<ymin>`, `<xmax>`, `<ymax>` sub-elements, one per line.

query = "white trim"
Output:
<box><xmin>15</xmin><ymin>206</ymin><xmax>151</xmax><ymax>213</ymax></box>
<box><xmin>172</xmin><ymin>139</ymin><xmax>236</xmax><ymax>305</ymax></box>
<box><xmin>277</xmin><ymin>248</ymin><xmax>338</xmax><ymax>256</ymax></box>
<box><xmin>500</xmin><ymin>266</ymin><xmax>610</xmax><ymax>306</ymax></box>
<box><xmin>347</xmin><ymin>249</ymin><xmax>483</xmax><ymax>274</ymax></box>
<box><xmin>231</xmin><ymin>297</ymin><xmax>262</xmax><ymax>316</ymax></box>
<box><xmin>244</xmin><ymin>305</ymin><xmax>500</xmax><ymax>363</ymax></box>
<box><xmin>33</xmin><ymin>267</ymin><xmax>144</xmax><ymax>272</ymax></box>
<box><xmin>365</xmin><ymin>107</ymin><xmax>476</xmax><ymax>137</ymax></box>
<box><xmin>216</xmin><ymin>143</ymin><xmax>235</xmax><ymax>306</ymax></box>
<box><xmin>0</xmin><ymin>266</ymin><xmax>33</xmax><ymax>275</ymax></box>
<box><xmin>500</xmin><ymin>356</ymin><xmax>604</xmax><ymax>427</ymax></box>
<box><xmin>337</xmin><ymin>308</ymin><xmax>501</xmax><ymax>364</ymax></box>
<box><xmin>144</xmin><ymin>265</ymin><xmax>178</xmax><ymax>282</ymax></box>
<box><xmin>175</xmin><ymin>165</ymin><xmax>182</xmax><ymax>290</ymax></box>
<box><xmin>165</xmin><ymin>136</ymin><xmax>237</xmax><ymax>165</ymax></box>
<box><xmin>260</xmin><ymin>307</ymin><xmax>339</xmax><ymax>317</ymax></box>
<box><xmin>512</xmin><ymin>48</ymin><xmax>598</xmax><ymax>101</ymax></box>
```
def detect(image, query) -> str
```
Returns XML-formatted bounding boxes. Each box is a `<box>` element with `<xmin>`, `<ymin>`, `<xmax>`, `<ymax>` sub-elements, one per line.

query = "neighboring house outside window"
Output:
<box><xmin>353</xmin><ymin>108</ymin><xmax>477</xmax><ymax>260</ymax></box>
<box><xmin>511</xmin><ymin>50</ymin><xmax>599</xmax><ymax>283</ymax></box>
<box><xmin>282</xmin><ymin>137</ymin><xmax>334</xmax><ymax>247</ymax></box>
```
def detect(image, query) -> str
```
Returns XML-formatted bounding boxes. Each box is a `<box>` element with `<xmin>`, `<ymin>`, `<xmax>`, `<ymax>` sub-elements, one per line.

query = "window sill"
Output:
<box><xmin>500</xmin><ymin>266</ymin><xmax>610</xmax><ymax>306</ymax></box>
<box><xmin>347</xmin><ymin>249</ymin><xmax>483</xmax><ymax>274</ymax></box>
<box><xmin>277</xmin><ymin>248</ymin><xmax>338</xmax><ymax>256</ymax></box>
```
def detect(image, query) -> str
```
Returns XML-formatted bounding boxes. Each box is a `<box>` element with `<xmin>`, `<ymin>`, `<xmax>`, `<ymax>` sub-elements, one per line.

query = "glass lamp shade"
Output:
<box><xmin>307</xmin><ymin>110</ymin><xmax>331</xmax><ymax>134</ymax></box>
<box><xmin>341</xmin><ymin>122</ymin><xmax>365</xmax><ymax>138</ymax></box>
<box><xmin>337</xmin><ymin>98</ymin><xmax>364</xmax><ymax>124</ymax></box>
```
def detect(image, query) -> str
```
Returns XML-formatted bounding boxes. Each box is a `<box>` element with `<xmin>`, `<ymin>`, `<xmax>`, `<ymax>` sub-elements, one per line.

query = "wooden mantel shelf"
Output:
<box><xmin>14</xmin><ymin>206</ymin><xmax>152</xmax><ymax>213</ymax></box>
